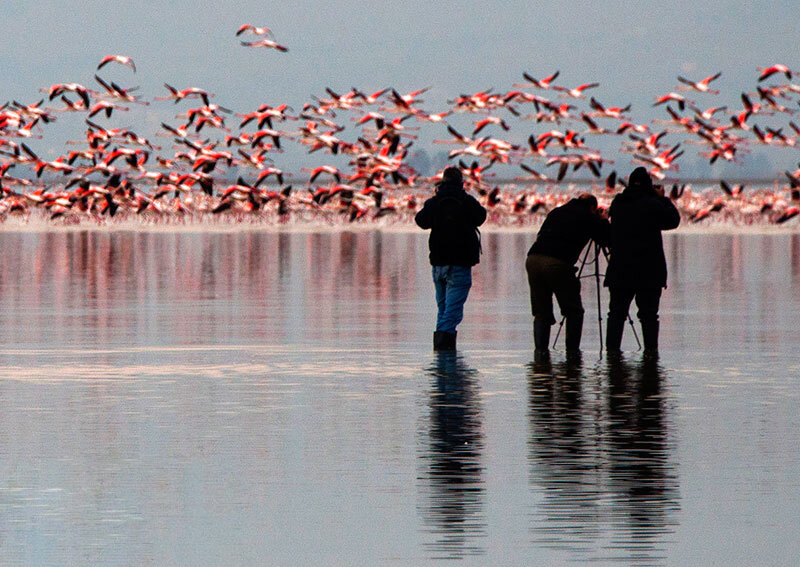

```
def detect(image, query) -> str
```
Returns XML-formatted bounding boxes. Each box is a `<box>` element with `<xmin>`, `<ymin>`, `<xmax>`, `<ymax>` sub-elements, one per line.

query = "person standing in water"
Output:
<box><xmin>525</xmin><ymin>193</ymin><xmax>610</xmax><ymax>354</ymax></box>
<box><xmin>415</xmin><ymin>166</ymin><xmax>487</xmax><ymax>351</ymax></box>
<box><xmin>605</xmin><ymin>167</ymin><xmax>681</xmax><ymax>354</ymax></box>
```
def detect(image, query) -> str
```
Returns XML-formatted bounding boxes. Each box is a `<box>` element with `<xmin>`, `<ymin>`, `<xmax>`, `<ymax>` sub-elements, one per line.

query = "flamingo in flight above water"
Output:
<box><xmin>517</xmin><ymin>70</ymin><xmax>560</xmax><ymax>90</ymax></box>
<box><xmin>97</xmin><ymin>55</ymin><xmax>136</xmax><ymax>73</ymax></box>
<box><xmin>47</xmin><ymin>83</ymin><xmax>91</xmax><ymax>108</ymax></box>
<box><xmin>653</xmin><ymin>92</ymin><xmax>694</xmax><ymax>111</ymax></box>
<box><xmin>414</xmin><ymin>110</ymin><xmax>451</xmax><ymax>123</ymax></box>
<box><xmin>236</xmin><ymin>24</ymin><xmax>274</xmax><ymax>37</ymax></box>
<box><xmin>588</xmin><ymin>97</ymin><xmax>631</xmax><ymax>119</ymax></box>
<box><xmin>385</xmin><ymin>88</ymin><xmax>429</xmax><ymax>113</ymax></box>
<box><xmin>554</xmin><ymin>82</ymin><xmax>600</xmax><ymax>99</ymax></box>
<box><xmin>155</xmin><ymin>84</ymin><xmax>213</xmax><ymax>105</ymax></box>
<box><xmin>758</xmin><ymin>64</ymin><xmax>793</xmax><ymax>82</ymax></box>
<box><xmin>241</xmin><ymin>39</ymin><xmax>288</xmax><ymax>52</ymax></box>
<box><xmin>352</xmin><ymin>88</ymin><xmax>389</xmax><ymax>105</ymax></box>
<box><xmin>677</xmin><ymin>72</ymin><xmax>721</xmax><ymax>94</ymax></box>
<box><xmin>6</xmin><ymin>27</ymin><xmax>800</xmax><ymax>228</ymax></box>
<box><xmin>693</xmin><ymin>105</ymin><xmax>727</xmax><ymax>120</ymax></box>
<box><xmin>94</xmin><ymin>75</ymin><xmax>147</xmax><ymax>105</ymax></box>
<box><xmin>472</xmin><ymin>116</ymin><xmax>510</xmax><ymax>135</ymax></box>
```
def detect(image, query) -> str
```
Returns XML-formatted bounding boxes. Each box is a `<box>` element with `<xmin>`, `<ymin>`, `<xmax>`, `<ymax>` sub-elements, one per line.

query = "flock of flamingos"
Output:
<box><xmin>1</xmin><ymin>25</ymin><xmax>799</xmax><ymax>227</ymax></box>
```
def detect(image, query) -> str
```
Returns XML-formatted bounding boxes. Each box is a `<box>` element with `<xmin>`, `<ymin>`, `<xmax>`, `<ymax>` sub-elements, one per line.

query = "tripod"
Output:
<box><xmin>552</xmin><ymin>241</ymin><xmax>641</xmax><ymax>352</ymax></box>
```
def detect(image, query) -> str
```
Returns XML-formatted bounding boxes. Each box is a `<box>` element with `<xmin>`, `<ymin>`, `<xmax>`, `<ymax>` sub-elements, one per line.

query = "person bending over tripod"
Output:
<box><xmin>604</xmin><ymin>167</ymin><xmax>680</xmax><ymax>354</ymax></box>
<box><xmin>526</xmin><ymin>193</ymin><xmax>610</xmax><ymax>353</ymax></box>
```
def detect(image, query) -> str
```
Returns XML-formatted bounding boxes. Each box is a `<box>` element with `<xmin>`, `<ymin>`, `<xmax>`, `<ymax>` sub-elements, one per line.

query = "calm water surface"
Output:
<box><xmin>0</xmin><ymin>230</ymin><xmax>799</xmax><ymax>565</ymax></box>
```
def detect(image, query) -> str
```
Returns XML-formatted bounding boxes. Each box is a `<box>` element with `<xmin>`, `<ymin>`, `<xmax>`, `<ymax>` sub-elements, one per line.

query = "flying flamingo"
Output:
<box><xmin>758</xmin><ymin>64</ymin><xmax>793</xmax><ymax>82</ymax></box>
<box><xmin>653</xmin><ymin>92</ymin><xmax>694</xmax><ymax>111</ymax></box>
<box><xmin>554</xmin><ymin>82</ymin><xmax>600</xmax><ymax>99</ymax></box>
<box><xmin>588</xmin><ymin>97</ymin><xmax>631</xmax><ymax>119</ymax></box>
<box><xmin>677</xmin><ymin>72</ymin><xmax>721</xmax><ymax>94</ymax></box>
<box><xmin>97</xmin><ymin>55</ymin><xmax>136</xmax><ymax>73</ymax></box>
<box><xmin>472</xmin><ymin>116</ymin><xmax>510</xmax><ymax>135</ymax></box>
<box><xmin>308</xmin><ymin>165</ymin><xmax>341</xmax><ymax>183</ymax></box>
<box><xmin>693</xmin><ymin>106</ymin><xmax>727</xmax><ymax>120</ymax></box>
<box><xmin>236</xmin><ymin>24</ymin><xmax>273</xmax><ymax>37</ymax></box>
<box><xmin>47</xmin><ymin>83</ymin><xmax>91</xmax><ymax>108</ymax></box>
<box><xmin>241</xmin><ymin>39</ymin><xmax>288</xmax><ymax>52</ymax></box>
<box><xmin>517</xmin><ymin>70</ymin><xmax>560</xmax><ymax>90</ymax></box>
<box><xmin>88</xmin><ymin>100</ymin><xmax>129</xmax><ymax>118</ymax></box>
<box><xmin>155</xmin><ymin>84</ymin><xmax>212</xmax><ymax>105</ymax></box>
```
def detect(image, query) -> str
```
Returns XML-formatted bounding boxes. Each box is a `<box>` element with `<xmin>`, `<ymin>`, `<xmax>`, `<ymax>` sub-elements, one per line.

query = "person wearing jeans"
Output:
<box><xmin>415</xmin><ymin>166</ymin><xmax>487</xmax><ymax>351</ymax></box>
<box><xmin>433</xmin><ymin>265</ymin><xmax>472</xmax><ymax>336</ymax></box>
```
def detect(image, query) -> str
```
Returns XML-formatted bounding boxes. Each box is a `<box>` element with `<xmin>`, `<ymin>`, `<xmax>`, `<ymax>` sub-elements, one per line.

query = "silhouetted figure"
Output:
<box><xmin>528</xmin><ymin>352</ymin><xmax>610</xmax><ymax>551</ymax></box>
<box><xmin>605</xmin><ymin>168</ymin><xmax>680</xmax><ymax>353</ymax></box>
<box><xmin>526</xmin><ymin>194</ymin><xmax>610</xmax><ymax>353</ymax></box>
<box><xmin>605</xmin><ymin>354</ymin><xmax>680</xmax><ymax>549</ymax></box>
<box><xmin>415</xmin><ymin>167</ymin><xmax>487</xmax><ymax>351</ymax></box>
<box><xmin>526</xmin><ymin>352</ymin><xmax>679</xmax><ymax>561</ymax></box>
<box><xmin>421</xmin><ymin>352</ymin><xmax>485</xmax><ymax>558</ymax></box>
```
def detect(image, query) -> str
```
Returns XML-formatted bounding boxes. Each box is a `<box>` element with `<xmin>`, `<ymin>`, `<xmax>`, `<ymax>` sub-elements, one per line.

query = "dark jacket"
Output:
<box><xmin>415</xmin><ymin>181</ymin><xmax>487</xmax><ymax>267</ymax></box>
<box><xmin>527</xmin><ymin>198</ymin><xmax>610</xmax><ymax>265</ymax></box>
<box><xmin>604</xmin><ymin>186</ymin><xmax>681</xmax><ymax>289</ymax></box>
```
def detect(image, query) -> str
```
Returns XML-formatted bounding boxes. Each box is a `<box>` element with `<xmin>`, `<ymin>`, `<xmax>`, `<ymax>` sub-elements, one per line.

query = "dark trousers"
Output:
<box><xmin>526</xmin><ymin>254</ymin><xmax>584</xmax><ymax>325</ymax></box>
<box><xmin>608</xmin><ymin>287</ymin><xmax>662</xmax><ymax>324</ymax></box>
<box><xmin>607</xmin><ymin>286</ymin><xmax>662</xmax><ymax>351</ymax></box>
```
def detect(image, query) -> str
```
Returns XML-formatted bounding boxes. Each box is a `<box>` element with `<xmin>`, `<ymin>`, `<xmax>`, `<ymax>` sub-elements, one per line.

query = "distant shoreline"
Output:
<box><xmin>0</xmin><ymin>218</ymin><xmax>797</xmax><ymax>235</ymax></box>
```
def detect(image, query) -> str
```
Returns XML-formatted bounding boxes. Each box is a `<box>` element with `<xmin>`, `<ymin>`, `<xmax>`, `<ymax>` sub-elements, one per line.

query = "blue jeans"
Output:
<box><xmin>432</xmin><ymin>265</ymin><xmax>472</xmax><ymax>333</ymax></box>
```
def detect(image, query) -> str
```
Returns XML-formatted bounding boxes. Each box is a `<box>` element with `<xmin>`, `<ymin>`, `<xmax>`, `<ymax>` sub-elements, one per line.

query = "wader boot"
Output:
<box><xmin>434</xmin><ymin>331</ymin><xmax>457</xmax><ymax>351</ymax></box>
<box><xmin>641</xmin><ymin>319</ymin><xmax>659</xmax><ymax>355</ymax></box>
<box><xmin>565</xmin><ymin>313</ymin><xmax>583</xmax><ymax>353</ymax></box>
<box><xmin>533</xmin><ymin>319</ymin><xmax>551</xmax><ymax>352</ymax></box>
<box><xmin>606</xmin><ymin>316</ymin><xmax>625</xmax><ymax>353</ymax></box>
<box><xmin>533</xmin><ymin>349</ymin><xmax>551</xmax><ymax>366</ymax></box>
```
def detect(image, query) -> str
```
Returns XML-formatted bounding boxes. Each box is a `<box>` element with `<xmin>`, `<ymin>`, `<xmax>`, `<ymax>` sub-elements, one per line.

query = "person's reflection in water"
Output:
<box><xmin>528</xmin><ymin>352</ymin><xmax>604</xmax><ymax>549</ymax></box>
<box><xmin>528</xmin><ymin>353</ymin><xmax>680</xmax><ymax>562</ymax></box>
<box><xmin>605</xmin><ymin>354</ymin><xmax>680</xmax><ymax>560</ymax></box>
<box><xmin>420</xmin><ymin>352</ymin><xmax>485</xmax><ymax>559</ymax></box>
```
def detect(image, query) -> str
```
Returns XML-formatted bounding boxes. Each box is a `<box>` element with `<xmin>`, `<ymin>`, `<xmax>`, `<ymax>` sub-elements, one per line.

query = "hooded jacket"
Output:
<box><xmin>415</xmin><ymin>181</ymin><xmax>487</xmax><ymax>267</ymax></box>
<box><xmin>604</xmin><ymin>180</ymin><xmax>681</xmax><ymax>289</ymax></box>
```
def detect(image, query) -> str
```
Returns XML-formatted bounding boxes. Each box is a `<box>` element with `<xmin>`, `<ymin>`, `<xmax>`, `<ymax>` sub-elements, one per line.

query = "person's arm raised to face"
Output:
<box><xmin>654</xmin><ymin>193</ymin><xmax>681</xmax><ymax>230</ymax></box>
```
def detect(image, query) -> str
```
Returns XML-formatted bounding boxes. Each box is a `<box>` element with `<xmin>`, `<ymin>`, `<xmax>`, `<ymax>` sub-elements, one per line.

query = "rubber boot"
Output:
<box><xmin>533</xmin><ymin>349</ymin><xmax>551</xmax><ymax>367</ymax></box>
<box><xmin>533</xmin><ymin>319</ymin><xmax>551</xmax><ymax>352</ymax></box>
<box><xmin>434</xmin><ymin>331</ymin><xmax>456</xmax><ymax>351</ymax></box>
<box><xmin>606</xmin><ymin>316</ymin><xmax>625</xmax><ymax>353</ymax></box>
<box><xmin>442</xmin><ymin>331</ymin><xmax>457</xmax><ymax>351</ymax></box>
<box><xmin>565</xmin><ymin>313</ymin><xmax>583</xmax><ymax>353</ymax></box>
<box><xmin>641</xmin><ymin>319</ymin><xmax>659</xmax><ymax>355</ymax></box>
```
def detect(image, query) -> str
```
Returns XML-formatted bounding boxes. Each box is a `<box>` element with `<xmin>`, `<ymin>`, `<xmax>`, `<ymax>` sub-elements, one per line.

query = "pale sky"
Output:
<box><xmin>2</xmin><ymin>0</ymin><xmax>799</xmax><ymax>177</ymax></box>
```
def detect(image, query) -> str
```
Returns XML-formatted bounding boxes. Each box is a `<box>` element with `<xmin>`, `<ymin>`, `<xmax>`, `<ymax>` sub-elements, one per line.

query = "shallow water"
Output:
<box><xmin>0</xmin><ymin>230</ymin><xmax>799</xmax><ymax>565</ymax></box>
